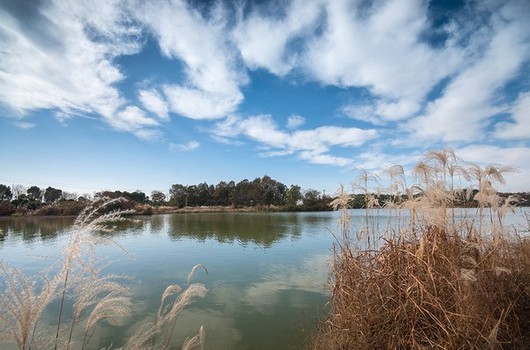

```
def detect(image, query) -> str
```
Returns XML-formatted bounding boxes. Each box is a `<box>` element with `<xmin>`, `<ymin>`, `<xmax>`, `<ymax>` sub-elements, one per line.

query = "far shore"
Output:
<box><xmin>1</xmin><ymin>204</ymin><xmax>329</xmax><ymax>218</ymax></box>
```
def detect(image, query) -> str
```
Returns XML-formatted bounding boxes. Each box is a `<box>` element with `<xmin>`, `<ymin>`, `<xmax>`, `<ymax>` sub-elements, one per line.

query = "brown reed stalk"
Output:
<box><xmin>310</xmin><ymin>150</ymin><xmax>529</xmax><ymax>350</ymax></box>
<box><xmin>1</xmin><ymin>197</ymin><xmax>208</xmax><ymax>350</ymax></box>
<box><xmin>123</xmin><ymin>265</ymin><xmax>208</xmax><ymax>350</ymax></box>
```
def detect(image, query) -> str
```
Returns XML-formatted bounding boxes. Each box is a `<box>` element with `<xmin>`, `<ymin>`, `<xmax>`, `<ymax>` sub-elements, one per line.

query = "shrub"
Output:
<box><xmin>0</xmin><ymin>200</ymin><xmax>15</xmax><ymax>216</ymax></box>
<box><xmin>33</xmin><ymin>204</ymin><xmax>64</xmax><ymax>216</ymax></box>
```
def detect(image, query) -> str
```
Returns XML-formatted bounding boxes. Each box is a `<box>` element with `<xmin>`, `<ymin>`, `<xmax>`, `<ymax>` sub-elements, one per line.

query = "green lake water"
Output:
<box><xmin>1</xmin><ymin>208</ymin><xmax>528</xmax><ymax>349</ymax></box>
<box><xmin>0</xmin><ymin>212</ymin><xmax>340</xmax><ymax>349</ymax></box>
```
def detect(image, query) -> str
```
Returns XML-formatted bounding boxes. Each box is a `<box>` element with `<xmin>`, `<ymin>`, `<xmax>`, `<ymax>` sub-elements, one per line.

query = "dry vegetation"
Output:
<box><xmin>0</xmin><ymin>197</ymin><xmax>207</xmax><ymax>350</ymax></box>
<box><xmin>311</xmin><ymin>149</ymin><xmax>530</xmax><ymax>349</ymax></box>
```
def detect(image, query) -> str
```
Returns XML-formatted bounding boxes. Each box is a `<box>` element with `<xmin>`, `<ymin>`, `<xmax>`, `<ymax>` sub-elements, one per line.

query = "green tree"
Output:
<box><xmin>44</xmin><ymin>186</ymin><xmax>62</xmax><ymax>203</ymax></box>
<box><xmin>169</xmin><ymin>184</ymin><xmax>186</xmax><ymax>208</ymax></box>
<box><xmin>151</xmin><ymin>191</ymin><xmax>166</xmax><ymax>205</ymax></box>
<box><xmin>302</xmin><ymin>189</ymin><xmax>321</xmax><ymax>210</ymax></box>
<box><xmin>11</xmin><ymin>193</ymin><xmax>29</xmax><ymax>208</ymax></box>
<box><xmin>232</xmin><ymin>179</ymin><xmax>252</xmax><ymax>207</ymax></box>
<box><xmin>213</xmin><ymin>181</ymin><xmax>232</xmax><ymax>206</ymax></box>
<box><xmin>196</xmin><ymin>182</ymin><xmax>211</xmax><ymax>206</ymax></box>
<box><xmin>285</xmin><ymin>185</ymin><xmax>302</xmax><ymax>209</ymax></box>
<box><xmin>0</xmin><ymin>184</ymin><xmax>12</xmax><ymax>201</ymax></box>
<box><xmin>127</xmin><ymin>190</ymin><xmax>148</xmax><ymax>203</ymax></box>
<box><xmin>27</xmin><ymin>186</ymin><xmax>43</xmax><ymax>202</ymax></box>
<box><xmin>259</xmin><ymin>175</ymin><xmax>287</xmax><ymax>206</ymax></box>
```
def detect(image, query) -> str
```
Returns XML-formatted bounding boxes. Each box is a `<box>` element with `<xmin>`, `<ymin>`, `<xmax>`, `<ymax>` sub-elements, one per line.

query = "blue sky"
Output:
<box><xmin>0</xmin><ymin>0</ymin><xmax>529</xmax><ymax>197</ymax></box>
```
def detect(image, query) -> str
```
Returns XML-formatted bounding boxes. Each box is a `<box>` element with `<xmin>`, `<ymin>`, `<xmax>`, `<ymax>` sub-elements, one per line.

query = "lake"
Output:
<box><xmin>0</xmin><ymin>211</ymin><xmax>341</xmax><ymax>349</ymax></box>
<box><xmin>0</xmin><ymin>208</ymin><xmax>528</xmax><ymax>349</ymax></box>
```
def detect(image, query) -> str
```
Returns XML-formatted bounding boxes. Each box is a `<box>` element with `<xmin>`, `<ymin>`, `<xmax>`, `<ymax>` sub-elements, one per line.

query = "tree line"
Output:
<box><xmin>0</xmin><ymin>176</ymin><xmax>333</xmax><ymax>216</ymax></box>
<box><xmin>167</xmin><ymin>175</ymin><xmax>335</xmax><ymax>211</ymax></box>
<box><xmin>1</xmin><ymin>177</ymin><xmax>528</xmax><ymax>217</ymax></box>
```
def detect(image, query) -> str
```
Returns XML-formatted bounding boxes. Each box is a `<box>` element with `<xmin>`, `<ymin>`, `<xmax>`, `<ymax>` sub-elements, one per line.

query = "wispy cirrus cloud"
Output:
<box><xmin>170</xmin><ymin>140</ymin><xmax>200</xmax><ymax>152</ymax></box>
<box><xmin>232</xmin><ymin>0</ymin><xmax>324</xmax><ymax>76</ymax></box>
<box><xmin>139</xmin><ymin>89</ymin><xmax>169</xmax><ymax>121</ymax></box>
<box><xmin>494</xmin><ymin>92</ymin><xmax>530</xmax><ymax>140</ymax></box>
<box><xmin>302</xmin><ymin>0</ymin><xmax>463</xmax><ymax>122</ymax></box>
<box><xmin>408</xmin><ymin>0</ymin><xmax>530</xmax><ymax>142</ymax></box>
<box><xmin>213</xmin><ymin>114</ymin><xmax>377</xmax><ymax>166</ymax></box>
<box><xmin>0</xmin><ymin>0</ymin><xmax>163</xmax><ymax>139</ymax></box>
<box><xmin>110</xmin><ymin>106</ymin><xmax>161</xmax><ymax>140</ymax></box>
<box><xmin>286</xmin><ymin>115</ymin><xmax>305</xmax><ymax>129</ymax></box>
<box><xmin>0</xmin><ymin>0</ymin><xmax>529</xmax><ymax>180</ymax></box>
<box><xmin>14</xmin><ymin>121</ymin><xmax>36</xmax><ymax>129</ymax></box>
<box><xmin>133</xmin><ymin>0</ymin><xmax>247</xmax><ymax>120</ymax></box>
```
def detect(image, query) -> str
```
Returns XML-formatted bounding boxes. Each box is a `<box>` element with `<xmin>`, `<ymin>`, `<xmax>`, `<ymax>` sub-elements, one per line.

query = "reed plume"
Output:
<box><xmin>1</xmin><ymin>197</ymin><xmax>208</xmax><ymax>349</ymax></box>
<box><xmin>310</xmin><ymin>150</ymin><xmax>529</xmax><ymax>349</ymax></box>
<box><xmin>0</xmin><ymin>199</ymin><xmax>129</xmax><ymax>349</ymax></box>
<box><xmin>0</xmin><ymin>263</ymin><xmax>59</xmax><ymax>349</ymax></box>
<box><xmin>123</xmin><ymin>266</ymin><xmax>208</xmax><ymax>350</ymax></box>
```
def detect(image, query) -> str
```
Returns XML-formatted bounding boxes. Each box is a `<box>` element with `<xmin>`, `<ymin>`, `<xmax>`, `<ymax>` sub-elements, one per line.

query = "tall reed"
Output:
<box><xmin>0</xmin><ymin>197</ymin><xmax>207</xmax><ymax>350</ymax></box>
<box><xmin>122</xmin><ymin>264</ymin><xmax>208</xmax><ymax>350</ymax></box>
<box><xmin>310</xmin><ymin>149</ymin><xmax>530</xmax><ymax>349</ymax></box>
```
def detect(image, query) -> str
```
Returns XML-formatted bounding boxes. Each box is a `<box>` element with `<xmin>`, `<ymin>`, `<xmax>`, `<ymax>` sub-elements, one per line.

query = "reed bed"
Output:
<box><xmin>311</xmin><ymin>149</ymin><xmax>530</xmax><ymax>349</ymax></box>
<box><xmin>0</xmin><ymin>197</ymin><xmax>207</xmax><ymax>350</ymax></box>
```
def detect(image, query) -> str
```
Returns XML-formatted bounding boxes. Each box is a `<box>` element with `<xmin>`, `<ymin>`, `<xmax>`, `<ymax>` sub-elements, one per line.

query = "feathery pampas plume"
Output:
<box><xmin>0</xmin><ymin>197</ymin><xmax>208</xmax><ymax>350</ymax></box>
<box><xmin>310</xmin><ymin>149</ymin><xmax>530</xmax><ymax>349</ymax></box>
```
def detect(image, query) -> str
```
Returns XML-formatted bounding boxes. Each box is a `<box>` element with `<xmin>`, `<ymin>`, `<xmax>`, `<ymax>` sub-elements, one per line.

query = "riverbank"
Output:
<box><xmin>0</xmin><ymin>201</ymin><xmax>334</xmax><ymax>218</ymax></box>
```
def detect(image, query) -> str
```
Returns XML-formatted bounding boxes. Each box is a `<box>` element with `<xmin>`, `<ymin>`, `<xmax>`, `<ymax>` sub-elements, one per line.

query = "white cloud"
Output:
<box><xmin>291</xmin><ymin>126</ymin><xmax>376</xmax><ymax>148</ymax></box>
<box><xmin>342</xmin><ymin>104</ymin><xmax>381</xmax><ymax>125</ymax></box>
<box><xmin>106</xmin><ymin>105</ymin><xmax>160</xmax><ymax>140</ymax></box>
<box><xmin>0</xmin><ymin>5</ymin><xmax>117</xmax><ymax>115</ymax></box>
<box><xmin>170</xmin><ymin>141</ymin><xmax>200</xmax><ymax>152</ymax></box>
<box><xmin>139</xmin><ymin>89</ymin><xmax>169</xmax><ymax>121</ymax></box>
<box><xmin>133</xmin><ymin>128</ymin><xmax>164</xmax><ymax>141</ymax></box>
<box><xmin>133</xmin><ymin>1</ymin><xmax>247</xmax><ymax>120</ymax></box>
<box><xmin>233</xmin><ymin>0</ymin><xmax>323</xmax><ymax>76</ymax></box>
<box><xmin>494</xmin><ymin>92</ymin><xmax>530</xmax><ymax>140</ymax></box>
<box><xmin>0</xmin><ymin>0</ymin><xmax>166</xmax><ymax>139</ymax></box>
<box><xmin>298</xmin><ymin>151</ymin><xmax>352</xmax><ymax>167</ymax></box>
<box><xmin>14</xmin><ymin>121</ymin><xmax>36</xmax><ymax>129</ymax></box>
<box><xmin>213</xmin><ymin>114</ymin><xmax>376</xmax><ymax>166</ymax></box>
<box><xmin>303</xmin><ymin>0</ymin><xmax>462</xmax><ymax>121</ymax></box>
<box><xmin>375</xmin><ymin>100</ymin><xmax>421</xmax><ymax>121</ymax></box>
<box><xmin>112</xmin><ymin>106</ymin><xmax>158</xmax><ymax>128</ymax></box>
<box><xmin>163</xmin><ymin>86</ymin><xmax>242</xmax><ymax>120</ymax></box>
<box><xmin>407</xmin><ymin>1</ymin><xmax>530</xmax><ymax>142</ymax></box>
<box><xmin>286</xmin><ymin>114</ymin><xmax>305</xmax><ymax>129</ymax></box>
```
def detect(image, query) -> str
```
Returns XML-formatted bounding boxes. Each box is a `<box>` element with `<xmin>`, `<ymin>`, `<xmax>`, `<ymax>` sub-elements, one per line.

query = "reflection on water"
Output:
<box><xmin>0</xmin><ymin>212</ymin><xmax>337</xmax><ymax>350</ymax></box>
<box><xmin>2</xmin><ymin>208</ymin><xmax>526</xmax><ymax>349</ymax></box>
<box><xmin>167</xmin><ymin>212</ymin><xmax>304</xmax><ymax>246</ymax></box>
<box><xmin>0</xmin><ymin>216</ymin><xmax>74</xmax><ymax>244</ymax></box>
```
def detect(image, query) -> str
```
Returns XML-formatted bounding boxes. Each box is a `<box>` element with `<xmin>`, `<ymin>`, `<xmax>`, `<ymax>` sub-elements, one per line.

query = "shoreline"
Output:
<box><xmin>0</xmin><ymin>205</ymin><xmax>331</xmax><ymax>218</ymax></box>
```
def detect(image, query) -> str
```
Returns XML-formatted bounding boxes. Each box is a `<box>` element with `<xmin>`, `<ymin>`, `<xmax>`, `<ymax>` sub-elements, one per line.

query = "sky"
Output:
<box><xmin>0</xmin><ymin>0</ymin><xmax>529</xmax><ymax>197</ymax></box>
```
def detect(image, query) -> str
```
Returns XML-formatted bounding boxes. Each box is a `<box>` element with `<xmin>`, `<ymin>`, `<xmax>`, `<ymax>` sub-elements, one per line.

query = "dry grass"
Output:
<box><xmin>0</xmin><ymin>197</ymin><xmax>207</xmax><ymax>350</ymax></box>
<box><xmin>310</xmin><ymin>149</ymin><xmax>530</xmax><ymax>349</ymax></box>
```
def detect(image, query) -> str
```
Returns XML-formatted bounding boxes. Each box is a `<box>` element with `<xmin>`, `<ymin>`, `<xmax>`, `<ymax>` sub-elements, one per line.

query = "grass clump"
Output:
<box><xmin>311</xmin><ymin>149</ymin><xmax>530</xmax><ymax>349</ymax></box>
<box><xmin>0</xmin><ymin>197</ymin><xmax>207</xmax><ymax>350</ymax></box>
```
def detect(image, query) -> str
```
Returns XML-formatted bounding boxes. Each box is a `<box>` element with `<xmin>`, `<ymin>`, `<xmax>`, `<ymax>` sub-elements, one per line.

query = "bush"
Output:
<box><xmin>33</xmin><ymin>204</ymin><xmax>64</xmax><ymax>216</ymax></box>
<box><xmin>59</xmin><ymin>200</ymin><xmax>87</xmax><ymax>216</ymax></box>
<box><xmin>0</xmin><ymin>200</ymin><xmax>15</xmax><ymax>216</ymax></box>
